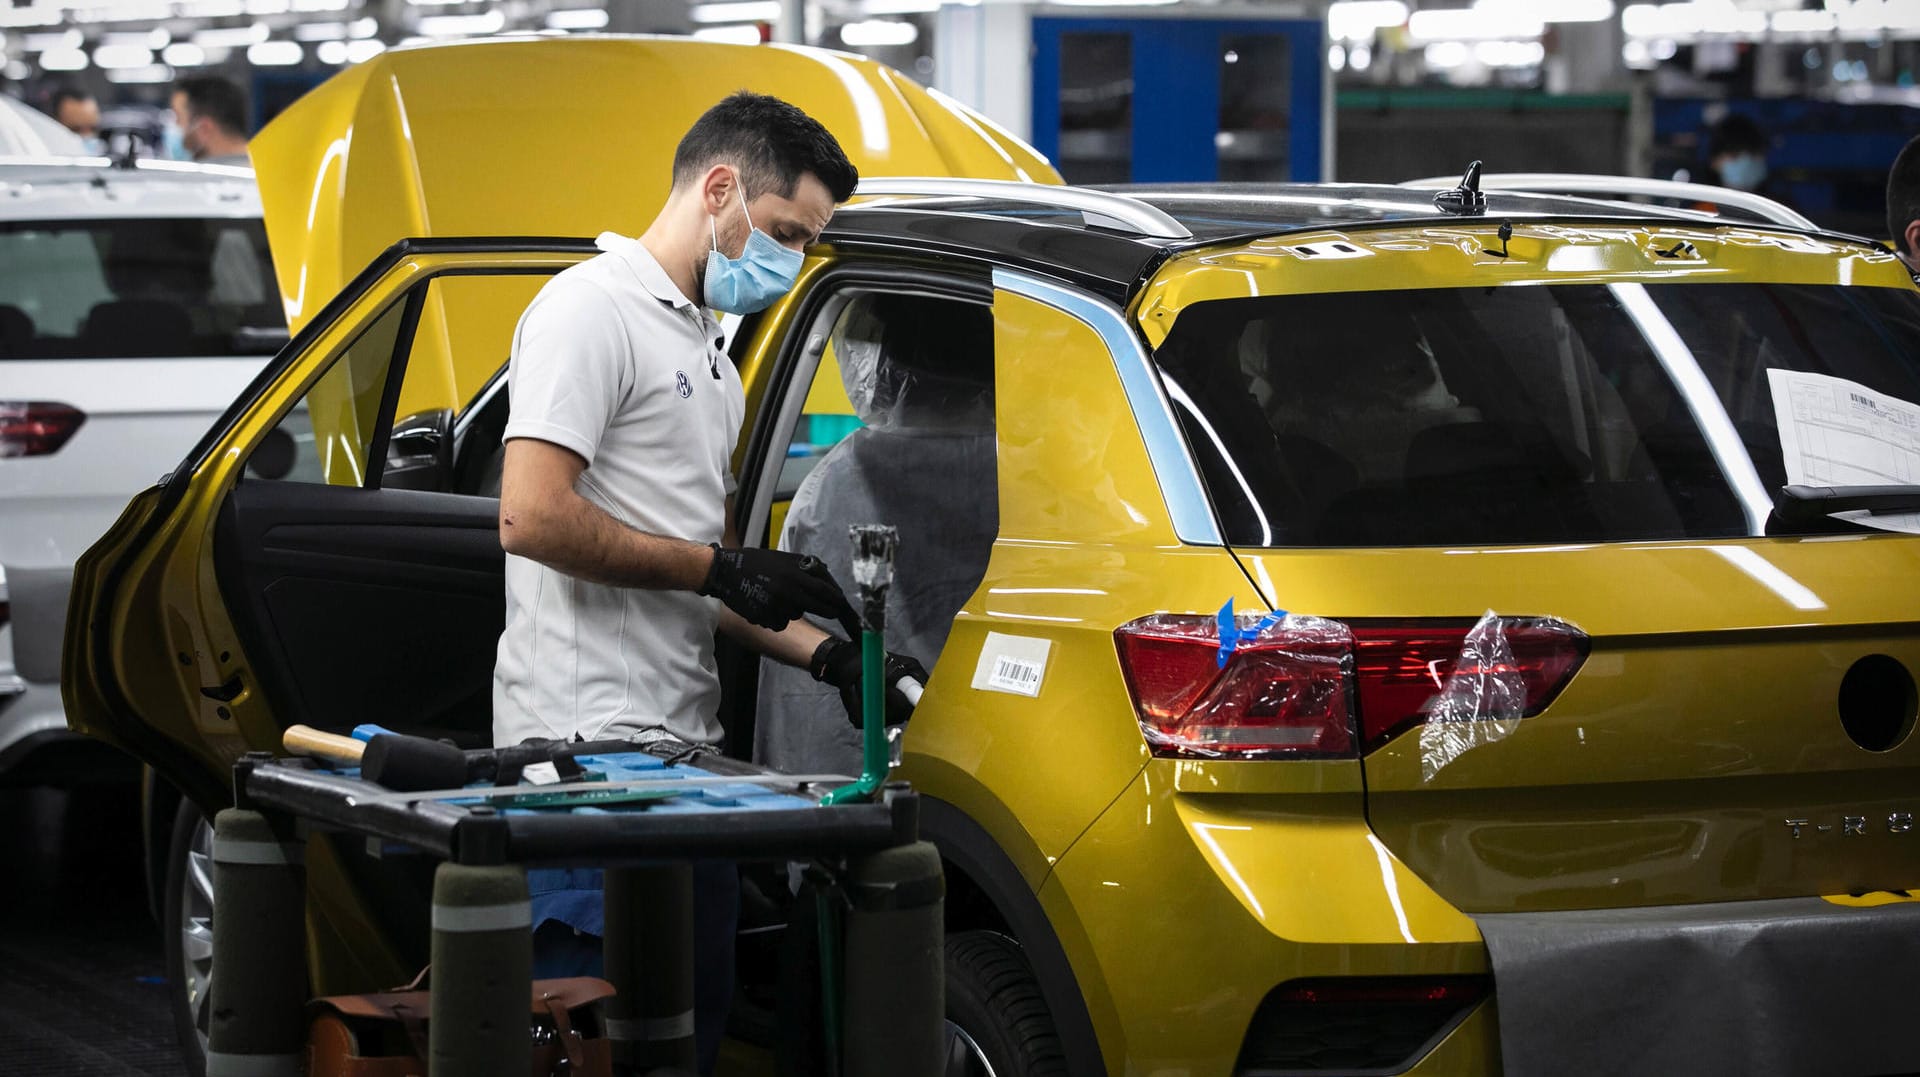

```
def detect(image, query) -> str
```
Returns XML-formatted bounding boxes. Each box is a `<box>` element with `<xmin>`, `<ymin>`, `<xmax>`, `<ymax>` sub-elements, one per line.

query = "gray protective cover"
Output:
<box><xmin>1475</xmin><ymin>897</ymin><xmax>1920</xmax><ymax>1077</ymax></box>
<box><xmin>5</xmin><ymin>565</ymin><xmax>73</xmax><ymax>682</ymax></box>
<box><xmin>754</xmin><ymin>427</ymin><xmax>996</xmax><ymax>775</ymax></box>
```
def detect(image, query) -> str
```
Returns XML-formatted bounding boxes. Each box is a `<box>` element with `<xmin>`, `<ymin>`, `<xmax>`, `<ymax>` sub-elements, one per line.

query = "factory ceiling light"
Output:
<box><xmin>545</xmin><ymin>8</ymin><xmax>610</xmax><ymax>29</ymax></box>
<box><xmin>38</xmin><ymin>45</ymin><xmax>87</xmax><ymax>67</ymax></box>
<box><xmin>1327</xmin><ymin>1</ymin><xmax>1409</xmax><ymax>42</ymax></box>
<box><xmin>416</xmin><ymin>10</ymin><xmax>505</xmax><ymax>35</ymax></box>
<box><xmin>92</xmin><ymin>43</ymin><xmax>154</xmax><ymax>66</ymax></box>
<box><xmin>691</xmin><ymin>24</ymin><xmax>762</xmax><ymax>40</ymax></box>
<box><xmin>245</xmin><ymin>38</ymin><xmax>302</xmax><ymax>62</ymax></box>
<box><xmin>690</xmin><ymin>1</ymin><xmax>781</xmax><ymax>23</ymax></box>
<box><xmin>104</xmin><ymin>60</ymin><xmax>170</xmax><ymax>80</ymax></box>
<box><xmin>1408</xmin><ymin>6</ymin><xmax>1545</xmax><ymax>40</ymax></box>
<box><xmin>1476</xmin><ymin>0</ymin><xmax>1613</xmax><ymax>24</ymax></box>
<box><xmin>839</xmin><ymin>17</ymin><xmax>915</xmax><ymax>44</ymax></box>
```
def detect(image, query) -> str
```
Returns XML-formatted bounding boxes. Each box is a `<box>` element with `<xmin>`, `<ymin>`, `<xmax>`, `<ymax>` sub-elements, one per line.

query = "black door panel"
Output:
<box><xmin>215</xmin><ymin>480</ymin><xmax>503</xmax><ymax>745</ymax></box>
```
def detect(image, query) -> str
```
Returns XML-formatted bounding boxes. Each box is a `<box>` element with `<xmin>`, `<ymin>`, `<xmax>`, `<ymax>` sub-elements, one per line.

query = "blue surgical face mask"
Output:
<box><xmin>161</xmin><ymin>125</ymin><xmax>188</xmax><ymax>162</ymax></box>
<box><xmin>702</xmin><ymin>185</ymin><xmax>804</xmax><ymax>315</ymax></box>
<box><xmin>1720</xmin><ymin>153</ymin><xmax>1767</xmax><ymax>192</ymax></box>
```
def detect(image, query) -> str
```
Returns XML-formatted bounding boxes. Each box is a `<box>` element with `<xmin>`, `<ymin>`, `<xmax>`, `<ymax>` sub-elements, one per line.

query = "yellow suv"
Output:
<box><xmin>66</xmin><ymin>38</ymin><xmax>1920</xmax><ymax>1077</ymax></box>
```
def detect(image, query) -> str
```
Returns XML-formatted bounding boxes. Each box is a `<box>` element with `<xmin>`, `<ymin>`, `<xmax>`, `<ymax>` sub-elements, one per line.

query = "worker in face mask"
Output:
<box><xmin>1706</xmin><ymin>113</ymin><xmax>1771</xmax><ymax>194</ymax></box>
<box><xmin>493</xmin><ymin>91</ymin><xmax>918</xmax><ymax>1076</ymax></box>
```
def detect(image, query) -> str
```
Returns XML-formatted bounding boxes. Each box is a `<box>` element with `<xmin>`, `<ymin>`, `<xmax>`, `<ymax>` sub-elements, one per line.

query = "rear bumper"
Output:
<box><xmin>1041</xmin><ymin>762</ymin><xmax>1496</xmax><ymax>1076</ymax></box>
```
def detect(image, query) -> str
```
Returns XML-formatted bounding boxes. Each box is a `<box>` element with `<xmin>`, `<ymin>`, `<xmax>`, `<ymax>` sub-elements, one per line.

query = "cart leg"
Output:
<box><xmin>603</xmin><ymin>863</ymin><xmax>698</xmax><ymax>1073</ymax></box>
<box><xmin>206</xmin><ymin>807</ymin><xmax>307</xmax><ymax>1077</ymax></box>
<box><xmin>430</xmin><ymin>862</ymin><xmax>532</xmax><ymax>1077</ymax></box>
<box><xmin>843</xmin><ymin>840</ymin><xmax>944</xmax><ymax>1077</ymax></box>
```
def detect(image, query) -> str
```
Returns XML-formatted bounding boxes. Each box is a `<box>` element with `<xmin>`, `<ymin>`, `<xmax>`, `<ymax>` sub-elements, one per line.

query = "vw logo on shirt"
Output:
<box><xmin>675</xmin><ymin>371</ymin><xmax>693</xmax><ymax>399</ymax></box>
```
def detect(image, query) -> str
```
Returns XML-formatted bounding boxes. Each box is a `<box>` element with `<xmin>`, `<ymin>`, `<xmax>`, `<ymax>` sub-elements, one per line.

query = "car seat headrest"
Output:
<box><xmin>840</xmin><ymin>295</ymin><xmax>994</xmax><ymax>433</ymax></box>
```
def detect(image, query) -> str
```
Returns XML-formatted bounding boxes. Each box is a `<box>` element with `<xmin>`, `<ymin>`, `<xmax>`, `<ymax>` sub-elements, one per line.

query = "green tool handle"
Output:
<box><xmin>820</xmin><ymin>630</ymin><xmax>887</xmax><ymax>806</ymax></box>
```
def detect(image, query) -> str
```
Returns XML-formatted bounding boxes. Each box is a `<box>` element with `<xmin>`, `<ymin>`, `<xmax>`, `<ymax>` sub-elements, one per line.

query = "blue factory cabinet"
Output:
<box><xmin>1031</xmin><ymin>17</ymin><xmax>1324</xmax><ymax>185</ymax></box>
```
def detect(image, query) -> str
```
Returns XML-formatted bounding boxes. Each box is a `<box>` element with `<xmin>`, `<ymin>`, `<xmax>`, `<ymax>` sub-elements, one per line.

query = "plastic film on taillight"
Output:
<box><xmin>1412</xmin><ymin>612</ymin><xmax>1588</xmax><ymax>781</ymax></box>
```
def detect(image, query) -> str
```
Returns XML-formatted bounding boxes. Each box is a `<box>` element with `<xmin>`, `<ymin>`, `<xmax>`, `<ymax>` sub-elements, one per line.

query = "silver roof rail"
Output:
<box><xmin>851</xmin><ymin>177</ymin><xmax>1193</xmax><ymax>241</ymax></box>
<box><xmin>1400</xmin><ymin>172</ymin><xmax>1817</xmax><ymax>232</ymax></box>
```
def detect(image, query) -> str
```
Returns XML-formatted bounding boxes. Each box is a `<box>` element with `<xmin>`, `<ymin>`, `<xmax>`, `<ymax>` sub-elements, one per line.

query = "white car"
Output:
<box><xmin>0</xmin><ymin>156</ymin><xmax>284</xmax><ymax>782</ymax></box>
<box><xmin>0</xmin><ymin>96</ymin><xmax>85</xmax><ymax>157</ymax></box>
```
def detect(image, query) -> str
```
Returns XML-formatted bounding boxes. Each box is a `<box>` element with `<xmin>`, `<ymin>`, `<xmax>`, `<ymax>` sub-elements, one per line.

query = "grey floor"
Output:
<box><xmin>0</xmin><ymin>781</ymin><xmax>188</xmax><ymax>1076</ymax></box>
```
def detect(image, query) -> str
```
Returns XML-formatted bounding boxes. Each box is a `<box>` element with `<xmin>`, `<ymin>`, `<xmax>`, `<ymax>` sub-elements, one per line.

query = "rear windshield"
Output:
<box><xmin>0</xmin><ymin>217</ymin><xmax>284</xmax><ymax>359</ymax></box>
<box><xmin>1155</xmin><ymin>282</ymin><xmax>1920</xmax><ymax>546</ymax></box>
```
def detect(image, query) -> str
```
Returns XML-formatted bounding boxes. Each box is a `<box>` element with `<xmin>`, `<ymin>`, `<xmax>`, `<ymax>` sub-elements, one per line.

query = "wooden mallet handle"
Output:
<box><xmin>282</xmin><ymin>724</ymin><xmax>368</xmax><ymax>764</ymax></box>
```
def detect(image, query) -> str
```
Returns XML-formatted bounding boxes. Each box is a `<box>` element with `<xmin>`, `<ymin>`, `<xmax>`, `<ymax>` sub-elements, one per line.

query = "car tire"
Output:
<box><xmin>943</xmin><ymin>930</ymin><xmax>1068</xmax><ymax>1077</ymax></box>
<box><xmin>162</xmin><ymin>798</ymin><xmax>213</xmax><ymax>1077</ymax></box>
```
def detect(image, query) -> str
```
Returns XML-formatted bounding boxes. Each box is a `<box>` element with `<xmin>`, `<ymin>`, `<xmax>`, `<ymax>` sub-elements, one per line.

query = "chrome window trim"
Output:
<box><xmin>991</xmin><ymin>268</ymin><xmax>1222</xmax><ymax>547</ymax></box>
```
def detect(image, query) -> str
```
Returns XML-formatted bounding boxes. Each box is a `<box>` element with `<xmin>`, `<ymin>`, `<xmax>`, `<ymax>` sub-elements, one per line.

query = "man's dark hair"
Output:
<box><xmin>1887</xmin><ymin>135</ymin><xmax>1920</xmax><ymax>256</ymax></box>
<box><xmin>49</xmin><ymin>87</ymin><xmax>94</xmax><ymax>113</ymax></box>
<box><xmin>174</xmin><ymin>76</ymin><xmax>248</xmax><ymax>138</ymax></box>
<box><xmin>1706</xmin><ymin>113</ymin><xmax>1767</xmax><ymax>161</ymax></box>
<box><xmin>672</xmin><ymin>91</ymin><xmax>858</xmax><ymax>203</ymax></box>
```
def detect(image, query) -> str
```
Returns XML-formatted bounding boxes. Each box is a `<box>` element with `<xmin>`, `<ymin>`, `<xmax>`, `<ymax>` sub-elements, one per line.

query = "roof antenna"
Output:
<box><xmin>1434</xmin><ymin>160</ymin><xmax>1488</xmax><ymax>217</ymax></box>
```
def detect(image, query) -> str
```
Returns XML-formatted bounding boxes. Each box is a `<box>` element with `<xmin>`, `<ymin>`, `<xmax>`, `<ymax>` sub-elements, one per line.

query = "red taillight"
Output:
<box><xmin>1113</xmin><ymin>614</ymin><xmax>1587</xmax><ymax>758</ymax></box>
<box><xmin>1351</xmin><ymin>619</ymin><xmax>1588</xmax><ymax>751</ymax></box>
<box><xmin>0</xmin><ymin>402</ymin><xmax>86</xmax><ymax>458</ymax></box>
<box><xmin>1114</xmin><ymin>616</ymin><xmax>1355</xmax><ymax>758</ymax></box>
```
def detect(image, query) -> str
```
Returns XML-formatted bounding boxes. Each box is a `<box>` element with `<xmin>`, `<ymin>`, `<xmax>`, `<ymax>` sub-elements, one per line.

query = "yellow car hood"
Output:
<box><xmin>250</xmin><ymin>35</ymin><xmax>1059</xmax><ymax>332</ymax></box>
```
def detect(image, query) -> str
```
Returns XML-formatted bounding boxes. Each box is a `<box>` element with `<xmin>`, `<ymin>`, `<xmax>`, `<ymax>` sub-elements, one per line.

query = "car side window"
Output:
<box><xmin>245</xmin><ymin>273</ymin><xmax>545</xmax><ymax>490</ymax></box>
<box><xmin>751</xmin><ymin>286</ymin><xmax>1000</xmax><ymax>772</ymax></box>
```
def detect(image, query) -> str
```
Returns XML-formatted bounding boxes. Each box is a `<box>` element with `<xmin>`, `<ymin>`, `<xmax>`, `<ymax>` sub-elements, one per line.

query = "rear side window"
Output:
<box><xmin>1155</xmin><ymin>282</ymin><xmax>1920</xmax><ymax>546</ymax></box>
<box><xmin>0</xmin><ymin>218</ymin><xmax>283</xmax><ymax>359</ymax></box>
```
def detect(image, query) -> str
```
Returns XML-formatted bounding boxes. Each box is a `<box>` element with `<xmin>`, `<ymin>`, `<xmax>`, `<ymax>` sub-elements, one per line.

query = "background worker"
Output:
<box><xmin>169</xmin><ymin>76</ymin><xmax>250</xmax><ymax>164</ymax></box>
<box><xmin>48</xmin><ymin>87</ymin><xmax>99</xmax><ymax>141</ymax></box>
<box><xmin>1704</xmin><ymin>113</ymin><xmax>1772</xmax><ymax>193</ymax></box>
<box><xmin>1888</xmin><ymin>134</ymin><xmax>1920</xmax><ymax>275</ymax></box>
<box><xmin>492</xmin><ymin>91</ymin><xmax>924</xmax><ymax>1073</ymax></box>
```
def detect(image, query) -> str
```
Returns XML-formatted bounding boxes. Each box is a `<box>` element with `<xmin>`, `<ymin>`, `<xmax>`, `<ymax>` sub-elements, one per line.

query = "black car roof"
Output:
<box><xmin>821</xmin><ymin>181</ymin><xmax>1850</xmax><ymax>304</ymax></box>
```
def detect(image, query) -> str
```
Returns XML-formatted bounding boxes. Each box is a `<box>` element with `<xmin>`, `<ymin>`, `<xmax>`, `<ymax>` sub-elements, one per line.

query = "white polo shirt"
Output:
<box><xmin>492</xmin><ymin>232</ymin><xmax>744</xmax><ymax>747</ymax></box>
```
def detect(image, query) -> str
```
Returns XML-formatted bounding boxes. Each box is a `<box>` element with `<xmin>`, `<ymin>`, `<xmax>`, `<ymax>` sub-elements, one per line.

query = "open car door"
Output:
<box><xmin>62</xmin><ymin>241</ymin><xmax>590</xmax><ymax>809</ymax></box>
<box><xmin>63</xmin><ymin>35</ymin><xmax>1058</xmax><ymax>809</ymax></box>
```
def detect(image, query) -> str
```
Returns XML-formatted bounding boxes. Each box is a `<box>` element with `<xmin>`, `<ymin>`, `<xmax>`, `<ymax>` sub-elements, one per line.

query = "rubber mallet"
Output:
<box><xmin>282</xmin><ymin>724</ymin><xmax>470</xmax><ymax>792</ymax></box>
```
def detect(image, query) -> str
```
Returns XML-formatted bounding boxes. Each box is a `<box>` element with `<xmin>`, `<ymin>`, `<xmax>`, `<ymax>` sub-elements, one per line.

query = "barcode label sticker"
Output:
<box><xmin>988</xmin><ymin>655</ymin><xmax>1043</xmax><ymax>694</ymax></box>
<box><xmin>972</xmin><ymin>632</ymin><xmax>1052</xmax><ymax>698</ymax></box>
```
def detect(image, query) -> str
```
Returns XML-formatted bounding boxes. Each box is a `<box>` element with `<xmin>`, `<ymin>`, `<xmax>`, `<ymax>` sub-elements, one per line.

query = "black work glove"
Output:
<box><xmin>810</xmin><ymin>637</ymin><xmax>929</xmax><ymax>729</ymax></box>
<box><xmin>700</xmin><ymin>545</ymin><xmax>862</xmax><ymax>638</ymax></box>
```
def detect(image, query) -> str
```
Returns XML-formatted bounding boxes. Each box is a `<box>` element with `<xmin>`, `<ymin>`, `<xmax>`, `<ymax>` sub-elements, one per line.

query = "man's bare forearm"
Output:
<box><xmin>720</xmin><ymin>608</ymin><xmax>832</xmax><ymax>668</ymax></box>
<box><xmin>501</xmin><ymin>487</ymin><xmax>712</xmax><ymax>590</ymax></box>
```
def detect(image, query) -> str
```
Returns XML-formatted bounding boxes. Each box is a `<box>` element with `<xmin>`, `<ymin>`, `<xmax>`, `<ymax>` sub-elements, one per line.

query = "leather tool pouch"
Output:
<box><xmin>306</xmin><ymin>970</ymin><xmax>615</xmax><ymax>1076</ymax></box>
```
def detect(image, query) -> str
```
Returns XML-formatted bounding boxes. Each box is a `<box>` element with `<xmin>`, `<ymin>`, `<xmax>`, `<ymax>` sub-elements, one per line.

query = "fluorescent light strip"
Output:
<box><xmin>92</xmin><ymin>43</ymin><xmax>153</xmax><ymax>66</ymax></box>
<box><xmin>690</xmin><ymin>0</ymin><xmax>779</xmax><ymax>22</ymax></box>
<box><xmin>545</xmin><ymin>7</ymin><xmax>608</xmax><ymax>28</ymax></box>
<box><xmin>246</xmin><ymin>38</ymin><xmax>302</xmax><ymax>63</ymax></box>
<box><xmin>416</xmin><ymin>10</ymin><xmax>504</xmax><ymax>34</ymax></box>
<box><xmin>294</xmin><ymin>21</ymin><xmax>349</xmax><ymax>39</ymax></box>
<box><xmin>104</xmin><ymin>61</ymin><xmax>170</xmax><ymax>81</ymax></box>
<box><xmin>691</xmin><ymin>23</ymin><xmax>762</xmax><ymax>40</ymax></box>
<box><xmin>839</xmin><ymin>17</ymin><xmax>915</xmax><ymax>45</ymax></box>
